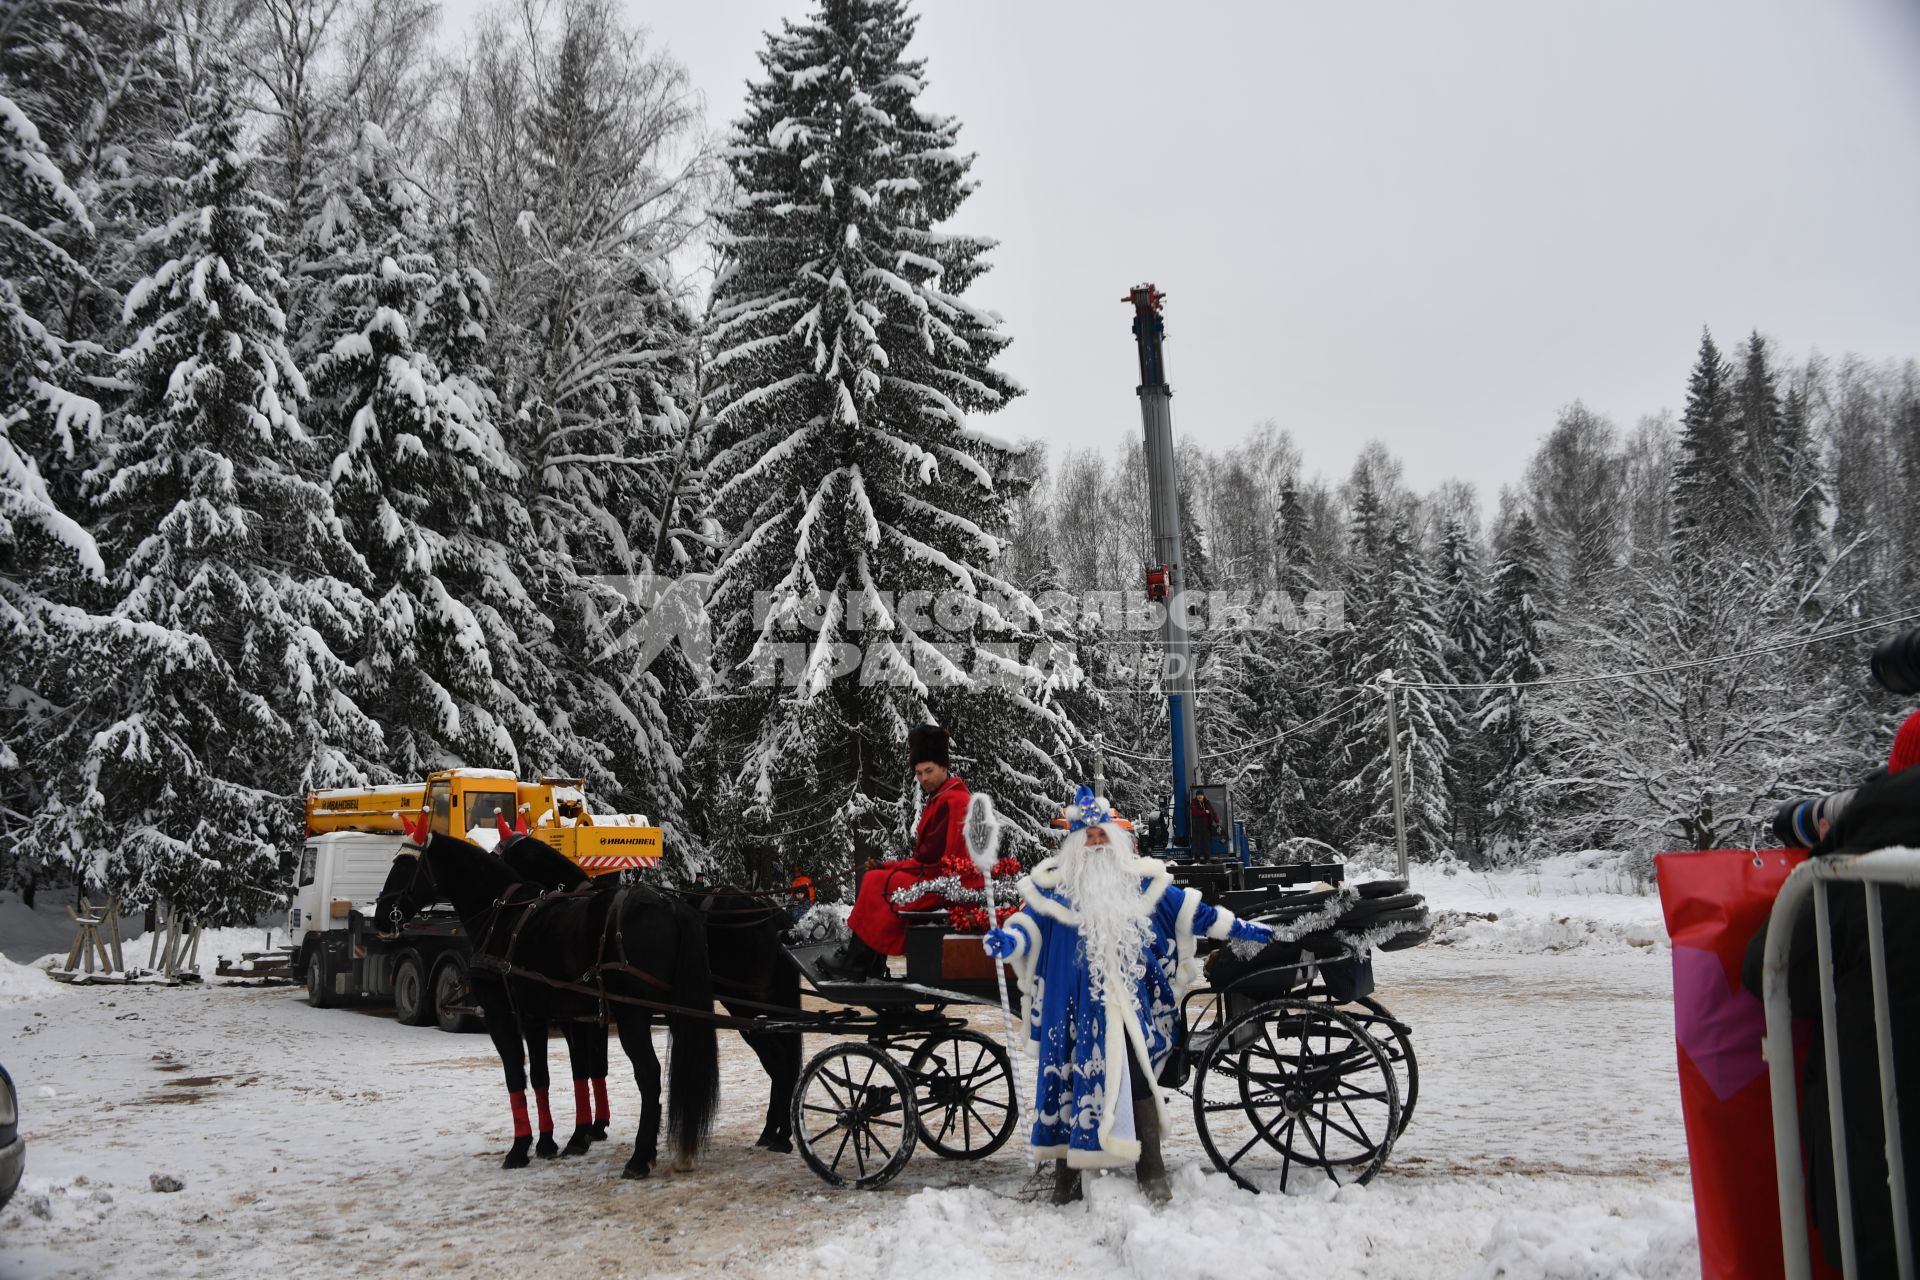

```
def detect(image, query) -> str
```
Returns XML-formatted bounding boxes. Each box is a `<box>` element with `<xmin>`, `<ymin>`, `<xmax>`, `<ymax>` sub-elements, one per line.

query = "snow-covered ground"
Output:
<box><xmin>0</xmin><ymin>856</ymin><xmax>1694</xmax><ymax>1280</ymax></box>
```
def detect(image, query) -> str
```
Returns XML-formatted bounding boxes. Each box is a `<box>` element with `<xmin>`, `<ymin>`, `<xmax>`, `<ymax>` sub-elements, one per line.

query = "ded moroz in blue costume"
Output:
<box><xmin>983</xmin><ymin>787</ymin><xmax>1274</xmax><ymax>1204</ymax></box>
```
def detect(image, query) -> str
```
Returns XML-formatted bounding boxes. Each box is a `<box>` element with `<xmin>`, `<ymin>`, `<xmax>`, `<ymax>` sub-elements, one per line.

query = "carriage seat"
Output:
<box><xmin>901</xmin><ymin>912</ymin><xmax>1011</xmax><ymax>987</ymax></box>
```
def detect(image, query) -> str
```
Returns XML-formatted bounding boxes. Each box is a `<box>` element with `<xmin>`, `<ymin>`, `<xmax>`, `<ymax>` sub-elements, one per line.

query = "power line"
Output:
<box><xmin>1386</xmin><ymin>607</ymin><xmax>1920</xmax><ymax>693</ymax></box>
<box><xmin>1099</xmin><ymin>738</ymin><xmax>1169</xmax><ymax>764</ymax></box>
<box><xmin>1199</xmin><ymin>688</ymin><xmax>1372</xmax><ymax>761</ymax></box>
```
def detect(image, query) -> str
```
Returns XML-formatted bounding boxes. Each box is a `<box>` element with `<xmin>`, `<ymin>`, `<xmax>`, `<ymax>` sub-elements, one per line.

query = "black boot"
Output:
<box><xmin>1049</xmin><ymin>1158</ymin><xmax>1083</xmax><ymax>1205</ymax></box>
<box><xmin>818</xmin><ymin>935</ymin><xmax>884</xmax><ymax>981</ymax></box>
<box><xmin>1135</xmin><ymin>1110</ymin><xmax>1171</xmax><ymax>1204</ymax></box>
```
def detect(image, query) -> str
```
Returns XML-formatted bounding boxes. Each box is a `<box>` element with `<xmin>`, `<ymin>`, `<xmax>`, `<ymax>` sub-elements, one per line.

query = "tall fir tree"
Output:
<box><xmin>1478</xmin><ymin>510</ymin><xmax>1550</xmax><ymax>853</ymax></box>
<box><xmin>1670</xmin><ymin>328</ymin><xmax>1742</xmax><ymax>557</ymax></box>
<box><xmin>701</xmin><ymin>0</ymin><xmax>1071</xmax><ymax>876</ymax></box>
<box><xmin>86</xmin><ymin>67</ymin><xmax>379</xmax><ymax>919</ymax></box>
<box><xmin>1775</xmin><ymin>378</ymin><xmax>1827</xmax><ymax>594</ymax></box>
<box><xmin>1435</xmin><ymin>516</ymin><xmax>1495</xmax><ymax>857</ymax></box>
<box><xmin>306</xmin><ymin>123</ymin><xmax>563</xmax><ymax>781</ymax></box>
<box><xmin>0</xmin><ymin>7</ymin><xmax>114</xmax><ymax>888</ymax></box>
<box><xmin>1241</xmin><ymin>478</ymin><xmax>1337</xmax><ymax>853</ymax></box>
<box><xmin>1733</xmin><ymin>330</ymin><xmax>1790</xmax><ymax>558</ymax></box>
<box><xmin>1331</xmin><ymin>501</ymin><xmax>1455</xmax><ymax>860</ymax></box>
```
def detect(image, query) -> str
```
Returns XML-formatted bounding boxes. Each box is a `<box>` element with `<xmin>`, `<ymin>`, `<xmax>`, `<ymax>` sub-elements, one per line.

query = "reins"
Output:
<box><xmin>466</xmin><ymin>881</ymin><xmax>770</xmax><ymax>1032</ymax></box>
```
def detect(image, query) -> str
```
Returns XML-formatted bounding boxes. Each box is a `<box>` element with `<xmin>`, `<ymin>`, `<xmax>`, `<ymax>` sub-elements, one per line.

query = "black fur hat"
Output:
<box><xmin>907</xmin><ymin>724</ymin><xmax>950</xmax><ymax>769</ymax></box>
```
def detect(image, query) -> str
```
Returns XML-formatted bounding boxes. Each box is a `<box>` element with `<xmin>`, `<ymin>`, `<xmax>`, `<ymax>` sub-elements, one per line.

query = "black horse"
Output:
<box><xmin>376</xmin><ymin>834</ymin><xmax>718</xmax><ymax>1179</ymax></box>
<box><xmin>488</xmin><ymin>836</ymin><xmax>803</xmax><ymax>1153</ymax></box>
<box><xmin>374</xmin><ymin>838</ymin><xmax>615</xmax><ymax>1158</ymax></box>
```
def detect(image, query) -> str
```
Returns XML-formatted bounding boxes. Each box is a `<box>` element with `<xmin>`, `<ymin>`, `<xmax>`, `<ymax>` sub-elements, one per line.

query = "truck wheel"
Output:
<box><xmin>305</xmin><ymin>950</ymin><xmax>337</xmax><ymax>1009</ymax></box>
<box><xmin>393</xmin><ymin>952</ymin><xmax>433</xmax><ymax>1026</ymax></box>
<box><xmin>433</xmin><ymin>958</ymin><xmax>483</xmax><ymax>1034</ymax></box>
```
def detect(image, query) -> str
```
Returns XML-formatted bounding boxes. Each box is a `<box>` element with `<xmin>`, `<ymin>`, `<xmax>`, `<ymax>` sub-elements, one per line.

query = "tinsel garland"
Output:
<box><xmin>887</xmin><ymin>855</ymin><xmax>1024</xmax><ymax>934</ymax></box>
<box><xmin>889</xmin><ymin>870</ymin><xmax>1021</xmax><ymax>909</ymax></box>
<box><xmin>1226</xmin><ymin>886</ymin><xmax>1362</xmax><ymax>958</ymax></box>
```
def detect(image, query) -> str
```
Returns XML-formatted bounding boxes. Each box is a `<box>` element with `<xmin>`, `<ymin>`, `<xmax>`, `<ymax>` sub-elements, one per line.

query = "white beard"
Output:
<box><xmin>1056</xmin><ymin>824</ymin><xmax>1153</xmax><ymax>1001</ymax></box>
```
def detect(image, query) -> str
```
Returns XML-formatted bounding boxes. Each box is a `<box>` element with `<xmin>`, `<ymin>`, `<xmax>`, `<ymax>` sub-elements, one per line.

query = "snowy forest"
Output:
<box><xmin>3</xmin><ymin>0</ymin><xmax>1918</xmax><ymax>921</ymax></box>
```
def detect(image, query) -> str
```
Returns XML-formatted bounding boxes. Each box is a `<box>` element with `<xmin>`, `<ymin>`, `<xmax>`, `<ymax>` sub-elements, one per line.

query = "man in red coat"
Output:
<box><xmin>819</xmin><ymin>725</ymin><xmax>970</xmax><ymax>981</ymax></box>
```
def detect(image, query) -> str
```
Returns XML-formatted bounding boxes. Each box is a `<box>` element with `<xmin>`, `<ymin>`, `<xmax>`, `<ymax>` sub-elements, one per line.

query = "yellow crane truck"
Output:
<box><xmin>291</xmin><ymin>769</ymin><xmax>662</xmax><ymax>1029</ymax></box>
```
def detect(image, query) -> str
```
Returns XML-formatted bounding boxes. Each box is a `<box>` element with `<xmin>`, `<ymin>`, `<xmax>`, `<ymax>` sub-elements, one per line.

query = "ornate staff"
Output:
<box><xmin>962</xmin><ymin>792</ymin><xmax>1022</xmax><ymax>1057</ymax></box>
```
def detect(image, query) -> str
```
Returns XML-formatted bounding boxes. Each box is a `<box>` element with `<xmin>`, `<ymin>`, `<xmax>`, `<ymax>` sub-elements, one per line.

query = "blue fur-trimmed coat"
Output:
<box><xmin>999</xmin><ymin>853</ymin><xmax>1247</xmax><ymax>1169</ymax></box>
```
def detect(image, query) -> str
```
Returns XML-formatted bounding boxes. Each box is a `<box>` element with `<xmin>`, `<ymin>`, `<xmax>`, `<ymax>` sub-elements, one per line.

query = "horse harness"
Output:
<box><xmin>464</xmin><ymin>880</ymin><xmax>771</xmax><ymax>1032</ymax></box>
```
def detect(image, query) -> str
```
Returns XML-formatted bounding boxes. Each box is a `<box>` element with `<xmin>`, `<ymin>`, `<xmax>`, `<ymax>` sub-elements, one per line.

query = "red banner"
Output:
<box><xmin>1655</xmin><ymin>849</ymin><xmax>1832</xmax><ymax>1280</ymax></box>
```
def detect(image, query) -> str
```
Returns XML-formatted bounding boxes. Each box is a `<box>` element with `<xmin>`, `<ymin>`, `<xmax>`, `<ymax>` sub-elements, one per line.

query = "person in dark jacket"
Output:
<box><xmin>1189</xmin><ymin>789</ymin><xmax>1219</xmax><ymax>859</ymax></box>
<box><xmin>1745</xmin><ymin>718</ymin><xmax>1920</xmax><ymax>1273</ymax></box>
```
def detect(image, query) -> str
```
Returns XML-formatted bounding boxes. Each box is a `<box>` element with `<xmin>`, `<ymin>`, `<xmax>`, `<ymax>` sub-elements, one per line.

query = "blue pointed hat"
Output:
<box><xmin>1060</xmin><ymin>784</ymin><xmax>1116</xmax><ymax>832</ymax></box>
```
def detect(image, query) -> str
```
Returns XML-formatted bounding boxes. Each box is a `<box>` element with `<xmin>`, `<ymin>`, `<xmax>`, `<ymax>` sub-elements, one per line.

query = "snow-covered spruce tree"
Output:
<box><xmin>1240</xmin><ymin>478</ymin><xmax>1340</xmax><ymax>856</ymax></box>
<box><xmin>0</xmin><ymin>20</ymin><xmax>115</xmax><ymax>891</ymax></box>
<box><xmin>1435</xmin><ymin>515</ymin><xmax>1496</xmax><ymax>858</ymax></box>
<box><xmin>87</xmin><ymin>68</ymin><xmax>379</xmax><ymax>920</ymax></box>
<box><xmin>701</xmin><ymin>0</ymin><xmax>1072</xmax><ymax>878</ymax></box>
<box><xmin>1330</xmin><ymin>501</ymin><xmax>1456</xmax><ymax>861</ymax></box>
<box><xmin>1775</xmin><ymin>379</ymin><xmax>1826</xmax><ymax>594</ymax></box>
<box><xmin>445</xmin><ymin>0</ymin><xmax>708</xmax><ymax>851</ymax></box>
<box><xmin>1670</xmin><ymin>328</ymin><xmax>1745</xmax><ymax>560</ymax></box>
<box><xmin>306</xmin><ymin>123</ymin><xmax>563</xmax><ymax>781</ymax></box>
<box><xmin>1733</xmin><ymin>331</ymin><xmax>1783</xmax><ymax>556</ymax></box>
<box><xmin>1730</xmin><ymin>335</ymin><xmax>1828</xmax><ymax>595</ymax></box>
<box><xmin>1477</xmin><ymin>510</ymin><xmax>1551</xmax><ymax>855</ymax></box>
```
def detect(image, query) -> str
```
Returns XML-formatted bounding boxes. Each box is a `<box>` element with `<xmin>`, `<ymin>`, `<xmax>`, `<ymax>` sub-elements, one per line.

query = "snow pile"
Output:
<box><xmin>788</xmin><ymin>1165</ymin><xmax>1697</xmax><ymax>1280</ymax></box>
<box><xmin>1399</xmin><ymin>852</ymin><xmax>1668</xmax><ymax>956</ymax></box>
<box><xmin>0</xmin><ymin>952</ymin><xmax>62</xmax><ymax>1005</ymax></box>
<box><xmin>1476</xmin><ymin>1196</ymin><xmax>1700</xmax><ymax>1279</ymax></box>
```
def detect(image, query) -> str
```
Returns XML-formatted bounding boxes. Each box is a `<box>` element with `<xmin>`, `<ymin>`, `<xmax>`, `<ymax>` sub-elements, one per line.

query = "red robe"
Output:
<box><xmin>847</xmin><ymin>775</ymin><xmax>971</xmax><ymax>955</ymax></box>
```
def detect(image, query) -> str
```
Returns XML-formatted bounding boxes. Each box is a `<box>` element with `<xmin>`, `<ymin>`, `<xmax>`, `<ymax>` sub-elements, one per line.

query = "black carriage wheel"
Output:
<box><xmin>1349</xmin><ymin>996</ymin><xmax>1418</xmax><ymax>1136</ymax></box>
<box><xmin>1191</xmin><ymin>998</ymin><xmax>1399</xmax><ymax>1193</ymax></box>
<box><xmin>791</xmin><ymin>1043</ymin><xmax>919</xmax><ymax>1189</ymax></box>
<box><xmin>1252</xmin><ymin>1005</ymin><xmax>1397</xmax><ymax>1173</ymax></box>
<box><xmin>905</xmin><ymin>1030</ymin><xmax>1017</xmax><ymax>1160</ymax></box>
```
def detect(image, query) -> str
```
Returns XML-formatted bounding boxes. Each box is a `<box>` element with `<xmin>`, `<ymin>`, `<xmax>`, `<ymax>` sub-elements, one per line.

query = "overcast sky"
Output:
<box><xmin>443</xmin><ymin>0</ymin><xmax>1920</xmax><ymax>501</ymax></box>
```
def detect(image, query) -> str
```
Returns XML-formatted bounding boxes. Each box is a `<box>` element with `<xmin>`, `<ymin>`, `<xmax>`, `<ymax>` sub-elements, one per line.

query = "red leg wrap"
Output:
<box><xmin>509</xmin><ymin>1090</ymin><xmax>531</xmax><ymax>1139</ymax></box>
<box><xmin>592</xmin><ymin>1077</ymin><xmax>610</xmax><ymax>1123</ymax></box>
<box><xmin>573</xmin><ymin>1079</ymin><xmax>591</xmax><ymax>1126</ymax></box>
<box><xmin>534</xmin><ymin>1087</ymin><xmax>553</xmax><ymax>1135</ymax></box>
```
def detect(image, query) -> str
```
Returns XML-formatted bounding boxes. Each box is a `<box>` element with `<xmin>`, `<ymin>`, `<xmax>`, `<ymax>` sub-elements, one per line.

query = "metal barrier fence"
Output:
<box><xmin>1762</xmin><ymin>848</ymin><xmax>1920</xmax><ymax>1280</ymax></box>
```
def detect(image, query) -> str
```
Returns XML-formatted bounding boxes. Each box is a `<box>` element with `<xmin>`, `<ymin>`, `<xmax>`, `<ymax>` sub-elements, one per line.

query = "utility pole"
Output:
<box><xmin>1381</xmin><ymin>674</ymin><xmax>1410</xmax><ymax>880</ymax></box>
<box><xmin>1126</xmin><ymin>284</ymin><xmax>1199</xmax><ymax>847</ymax></box>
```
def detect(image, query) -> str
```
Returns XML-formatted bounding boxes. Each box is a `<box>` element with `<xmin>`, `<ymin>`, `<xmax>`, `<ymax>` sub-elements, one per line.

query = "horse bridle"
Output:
<box><xmin>379</xmin><ymin>846</ymin><xmax>427</xmax><ymax>939</ymax></box>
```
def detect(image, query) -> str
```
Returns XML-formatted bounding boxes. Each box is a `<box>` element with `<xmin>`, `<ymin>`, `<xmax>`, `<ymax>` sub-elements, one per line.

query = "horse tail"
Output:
<box><xmin>665</xmin><ymin>899</ymin><xmax>720</xmax><ymax>1163</ymax></box>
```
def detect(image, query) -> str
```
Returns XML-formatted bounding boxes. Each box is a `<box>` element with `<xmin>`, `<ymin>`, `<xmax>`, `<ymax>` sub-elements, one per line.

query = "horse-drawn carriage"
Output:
<box><xmin>380</xmin><ymin>830</ymin><xmax>1430</xmax><ymax>1194</ymax></box>
<box><xmin>776</xmin><ymin>859</ymin><xmax>1431</xmax><ymax>1191</ymax></box>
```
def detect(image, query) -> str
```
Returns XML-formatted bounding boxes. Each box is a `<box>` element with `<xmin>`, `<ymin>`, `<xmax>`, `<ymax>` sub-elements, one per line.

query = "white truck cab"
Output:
<box><xmin>290</xmin><ymin>831</ymin><xmax>409</xmax><ymax>937</ymax></box>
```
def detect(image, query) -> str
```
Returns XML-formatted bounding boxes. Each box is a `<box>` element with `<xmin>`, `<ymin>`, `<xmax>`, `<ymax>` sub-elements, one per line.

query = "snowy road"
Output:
<box><xmin>0</xmin><ymin>920</ymin><xmax>1697</xmax><ymax>1280</ymax></box>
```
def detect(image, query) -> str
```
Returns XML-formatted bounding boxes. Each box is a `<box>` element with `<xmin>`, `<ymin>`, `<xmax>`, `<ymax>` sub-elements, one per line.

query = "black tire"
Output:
<box><xmin>905</xmin><ymin>1030</ymin><xmax>1017</xmax><ymax>1160</ymax></box>
<box><xmin>433</xmin><ymin>958</ymin><xmax>483</xmax><ymax>1034</ymax></box>
<box><xmin>393</xmin><ymin>951</ymin><xmax>433</xmax><ymax>1026</ymax></box>
<box><xmin>791</xmin><ymin>1042</ymin><xmax>918</xmax><ymax>1189</ymax></box>
<box><xmin>305</xmin><ymin>949</ymin><xmax>337</xmax><ymax>1009</ymax></box>
<box><xmin>1192</xmin><ymin>997</ymin><xmax>1399</xmax><ymax>1193</ymax></box>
